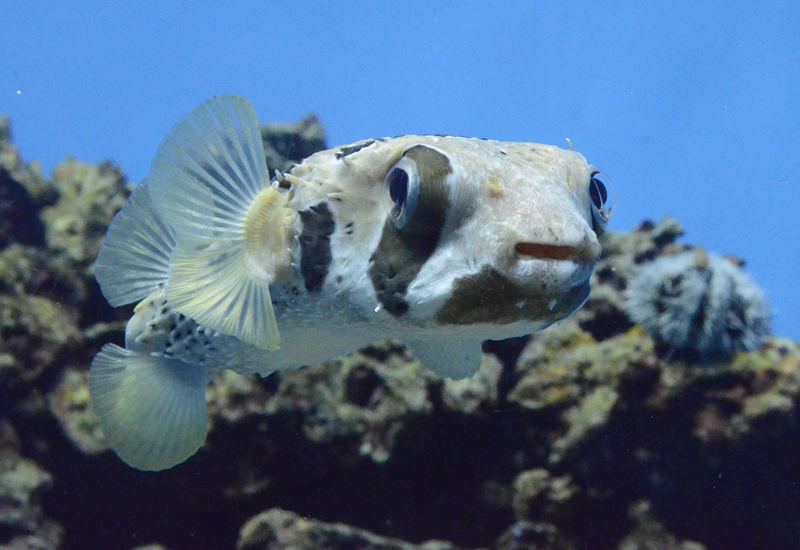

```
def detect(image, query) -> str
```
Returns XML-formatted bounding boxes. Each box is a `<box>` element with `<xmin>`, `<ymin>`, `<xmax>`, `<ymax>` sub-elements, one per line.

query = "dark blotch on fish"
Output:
<box><xmin>299</xmin><ymin>202</ymin><xmax>336</xmax><ymax>292</ymax></box>
<box><xmin>369</xmin><ymin>145</ymin><xmax>452</xmax><ymax>316</ymax></box>
<box><xmin>437</xmin><ymin>266</ymin><xmax>590</xmax><ymax>325</ymax></box>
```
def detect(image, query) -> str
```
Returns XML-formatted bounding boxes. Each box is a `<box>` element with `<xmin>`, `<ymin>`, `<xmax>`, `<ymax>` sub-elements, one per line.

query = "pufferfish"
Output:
<box><xmin>89</xmin><ymin>95</ymin><xmax>611</xmax><ymax>471</ymax></box>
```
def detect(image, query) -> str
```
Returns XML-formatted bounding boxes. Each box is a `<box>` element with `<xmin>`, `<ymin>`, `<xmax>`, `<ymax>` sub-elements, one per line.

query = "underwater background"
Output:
<box><xmin>1</xmin><ymin>2</ymin><xmax>799</xmax><ymax>549</ymax></box>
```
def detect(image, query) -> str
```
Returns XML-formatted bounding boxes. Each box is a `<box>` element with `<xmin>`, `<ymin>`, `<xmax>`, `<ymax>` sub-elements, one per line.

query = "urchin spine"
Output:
<box><xmin>624</xmin><ymin>249</ymin><xmax>771</xmax><ymax>360</ymax></box>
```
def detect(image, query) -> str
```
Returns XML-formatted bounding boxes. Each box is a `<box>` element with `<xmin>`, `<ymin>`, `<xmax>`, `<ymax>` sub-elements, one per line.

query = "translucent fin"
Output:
<box><xmin>95</xmin><ymin>181</ymin><xmax>177</xmax><ymax>307</ymax></box>
<box><xmin>406</xmin><ymin>340</ymin><xmax>483</xmax><ymax>380</ymax></box>
<box><xmin>89</xmin><ymin>344</ymin><xmax>213</xmax><ymax>471</ymax></box>
<box><xmin>147</xmin><ymin>95</ymin><xmax>288</xmax><ymax>351</ymax></box>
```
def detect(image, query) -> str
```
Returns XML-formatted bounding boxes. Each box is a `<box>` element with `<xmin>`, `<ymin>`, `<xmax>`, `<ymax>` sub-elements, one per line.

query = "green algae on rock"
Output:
<box><xmin>48</xmin><ymin>368</ymin><xmax>108</xmax><ymax>456</ymax></box>
<box><xmin>207</xmin><ymin>341</ymin><xmax>434</xmax><ymax>466</ymax></box>
<box><xmin>42</xmin><ymin>159</ymin><xmax>131</xmax><ymax>266</ymax></box>
<box><xmin>511</xmin><ymin>468</ymin><xmax>577</xmax><ymax>524</ymax></box>
<box><xmin>618</xmin><ymin>501</ymin><xmax>706</xmax><ymax>550</ymax></box>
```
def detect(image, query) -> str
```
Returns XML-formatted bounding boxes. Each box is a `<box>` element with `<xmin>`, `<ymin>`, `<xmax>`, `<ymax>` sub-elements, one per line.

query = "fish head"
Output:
<box><xmin>289</xmin><ymin>135</ymin><xmax>609</xmax><ymax>336</ymax></box>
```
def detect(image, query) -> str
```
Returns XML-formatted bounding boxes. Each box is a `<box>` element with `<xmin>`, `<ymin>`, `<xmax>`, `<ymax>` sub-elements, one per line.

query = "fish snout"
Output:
<box><xmin>504</xmin><ymin>234</ymin><xmax>601</xmax><ymax>297</ymax></box>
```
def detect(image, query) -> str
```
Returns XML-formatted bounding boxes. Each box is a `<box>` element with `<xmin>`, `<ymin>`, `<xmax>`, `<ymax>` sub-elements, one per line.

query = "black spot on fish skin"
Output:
<box><xmin>369</xmin><ymin>145</ymin><xmax>452</xmax><ymax>316</ymax></box>
<box><xmin>299</xmin><ymin>201</ymin><xmax>336</xmax><ymax>293</ymax></box>
<box><xmin>335</xmin><ymin>140</ymin><xmax>376</xmax><ymax>159</ymax></box>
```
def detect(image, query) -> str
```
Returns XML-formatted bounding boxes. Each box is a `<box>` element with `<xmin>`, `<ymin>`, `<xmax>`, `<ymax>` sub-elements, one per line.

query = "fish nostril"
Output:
<box><xmin>514</xmin><ymin>242</ymin><xmax>600</xmax><ymax>264</ymax></box>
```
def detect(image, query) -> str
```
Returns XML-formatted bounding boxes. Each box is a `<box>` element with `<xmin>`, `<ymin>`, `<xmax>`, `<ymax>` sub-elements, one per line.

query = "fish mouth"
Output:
<box><xmin>514</xmin><ymin>242</ymin><xmax>601</xmax><ymax>265</ymax></box>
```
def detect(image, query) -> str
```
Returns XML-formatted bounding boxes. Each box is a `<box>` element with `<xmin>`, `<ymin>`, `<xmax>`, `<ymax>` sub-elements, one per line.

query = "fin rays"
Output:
<box><xmin>168</xmin><ymin>245</ymin><xmax>277</xmax><ymax>350</ymax></box>
<box><xmin>150</xmin><ymin>96</ymin><xmax>268</xmax><ymax>240</ymax></box>
<box><xmin>89</xmin><ymin>344</ymin><xmax>213</xmax><ymax>471</ymax></box>
<box><xmin>95</xmin><ymin>181</ymin><xmax>176</xmax><ymax>307</ymax></box>
<box><xmin>406</xmin><ymin>339</ymin><xmax>483</xmax><ymax>380</ymax></box>
<box><xmin>147</xmin><ymin>96</ymin><xmax>282</xmax><ymax>350</ymax></box>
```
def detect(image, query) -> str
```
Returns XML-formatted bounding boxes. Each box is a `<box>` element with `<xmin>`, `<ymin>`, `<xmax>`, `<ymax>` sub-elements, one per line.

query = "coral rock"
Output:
<box><xmin>237</xmin><ymin>508</ymin><xmax>482</xmax><ymax>550</ymax></box>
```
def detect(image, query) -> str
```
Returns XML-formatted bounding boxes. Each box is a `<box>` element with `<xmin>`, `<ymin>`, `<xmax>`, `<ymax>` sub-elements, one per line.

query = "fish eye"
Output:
<box><xmin>590</xmin><ymin>175</ymin><xmax>607</xmax><ymax>208</ymax></box>
<box><xmin>382</xmin><ymin>157</ymin><xmax>420</xmax><ymax>229</ymax></box>
<box><xmin>389</xmin><ymin>168</ymin><xmax>408</xmax><ymax>210</ymax></box>
<box><xmin>589</xmin><ymin>170</ymin><xmax>614</xmax><ymax>235</ymax></box>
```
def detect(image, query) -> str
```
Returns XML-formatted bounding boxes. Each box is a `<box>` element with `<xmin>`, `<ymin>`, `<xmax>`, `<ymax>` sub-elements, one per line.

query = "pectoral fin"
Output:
<box><xmin>146</xmin><ymin>96</ymin><xmax>294</xmax><ymax>351</ymax></box>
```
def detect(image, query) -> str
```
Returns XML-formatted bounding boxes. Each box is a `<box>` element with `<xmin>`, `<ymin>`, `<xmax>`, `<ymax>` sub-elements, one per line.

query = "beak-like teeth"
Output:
<box><xmin>514</xmin><ymin>242</ymin><xmax>601</xmax><ymax>265</ymax></box>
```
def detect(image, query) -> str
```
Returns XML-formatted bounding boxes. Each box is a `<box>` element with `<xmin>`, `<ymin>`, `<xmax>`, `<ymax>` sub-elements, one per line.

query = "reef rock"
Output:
<box><xmin>237</xmin><ymin>508</ymin><xmax>481</xmax><ymax>550</ymax></box>
<box><xmin>0</xmin><ymin>421</ymin><xmax>63</xmax><ymax>550</ymax></box>
<box><xmin>1</xmin><ymin>112</ymin><xmax>799</xmax><ymax>550</ymax></box>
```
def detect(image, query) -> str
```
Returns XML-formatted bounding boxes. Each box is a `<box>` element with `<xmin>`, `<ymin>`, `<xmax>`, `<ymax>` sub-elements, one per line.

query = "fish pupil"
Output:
<box><xmin>590</xmin><ymin>176</ymin><xmax>607</xmax><ymax>208</ymax></box>
<box><xmin>388</xmin><ymin>167</ymin><xmax>409</xmax><ymax>214</ymax></box>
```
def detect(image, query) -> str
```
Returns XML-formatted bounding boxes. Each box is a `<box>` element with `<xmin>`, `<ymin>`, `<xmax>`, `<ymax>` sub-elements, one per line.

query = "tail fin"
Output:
<box><xmin>147</xmin><ymin>95</ymin><xmax>293</xmax><ymax>351</ymax></box>
<box><xmin>95</xmin><ymin>180</ymin><xmax>176</xmax><ymax>307</ymax></box>
<box><xmin>89</xmin><ymin>344</ymin><xmax>213</xmax><ymax>471</ymax></box>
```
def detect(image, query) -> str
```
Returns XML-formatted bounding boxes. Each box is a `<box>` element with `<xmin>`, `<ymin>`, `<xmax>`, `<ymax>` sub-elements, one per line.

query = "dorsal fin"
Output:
<box><xmin>95</xmin><ymin>181</ymin><xmax>176</xmax><ymax>307</ymax></box>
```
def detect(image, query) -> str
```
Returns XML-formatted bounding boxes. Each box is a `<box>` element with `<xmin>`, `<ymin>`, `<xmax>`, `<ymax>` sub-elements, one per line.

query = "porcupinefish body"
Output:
<box><xmin>90</xmin><ymin>96</ymin><xmax>610</xmax><ymax>470</ymax></box>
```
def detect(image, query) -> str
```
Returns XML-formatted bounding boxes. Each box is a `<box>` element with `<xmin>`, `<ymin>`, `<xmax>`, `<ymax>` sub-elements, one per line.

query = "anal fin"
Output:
<box><xmin>406</xmin><ymin>340</ymin><xmax>483</xmax><ymax>380</ymax></box>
